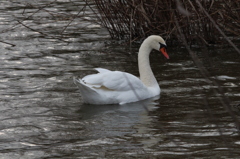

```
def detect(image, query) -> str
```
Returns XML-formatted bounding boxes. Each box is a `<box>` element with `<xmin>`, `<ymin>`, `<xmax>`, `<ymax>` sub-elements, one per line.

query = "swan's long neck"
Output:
<box><xmin>138</xmin><ymin>42</ymin><xmax>158</xmax><ymax>87</ymax></box>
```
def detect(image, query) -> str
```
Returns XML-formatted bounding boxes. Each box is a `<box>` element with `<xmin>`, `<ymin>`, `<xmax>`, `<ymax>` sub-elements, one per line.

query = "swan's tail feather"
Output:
<box><xmin>73</xmin><ymin>77</ymin><xmax>100</xmax><ymax>104</ymax></box>
<box><xmin>74</xmin><ymin>77</ymin><xmax>94</xmax><ymax>92</ymax></box>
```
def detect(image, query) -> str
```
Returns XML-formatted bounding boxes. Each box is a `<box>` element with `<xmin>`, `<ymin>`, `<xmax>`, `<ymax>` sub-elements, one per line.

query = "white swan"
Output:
<box><xmin>74</xmin><ymin>35</ymin><xmax>169</xmax><ymax>105</ymax></box>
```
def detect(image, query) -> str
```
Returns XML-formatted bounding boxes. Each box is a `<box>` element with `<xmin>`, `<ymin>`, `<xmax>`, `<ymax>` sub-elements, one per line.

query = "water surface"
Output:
<box><xmin>0</xmin><ymin>0</ymin><xmax>240</xmax><ymax>158</ymax></box>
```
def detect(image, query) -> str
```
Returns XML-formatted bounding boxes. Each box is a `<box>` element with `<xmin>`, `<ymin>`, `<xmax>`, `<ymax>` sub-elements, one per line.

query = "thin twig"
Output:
<box><xmin>0</xmin><ymin>40</ymin><xmax>16</xmax><ymax>47</ymax></box>
<box><xmin>195</xmin><ymin>0</ymin><xmax>240</xmax><ymax>55</ymax></box>
<box><xmin>60</xmin><ymin>5</ymin><xmax>87</xmax><ymax>35</ymax></box>
<box><xmin>17</xmin><ymin>20</ymin><xmax>69</xmax><ymax>43</ymax></box>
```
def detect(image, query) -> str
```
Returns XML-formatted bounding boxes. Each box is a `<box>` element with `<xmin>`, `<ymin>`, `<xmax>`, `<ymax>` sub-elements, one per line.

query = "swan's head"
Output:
<box><xmin>147</xmin><ymin>35</ymin><xmax>169</xmax><ymax>59</ymax></box>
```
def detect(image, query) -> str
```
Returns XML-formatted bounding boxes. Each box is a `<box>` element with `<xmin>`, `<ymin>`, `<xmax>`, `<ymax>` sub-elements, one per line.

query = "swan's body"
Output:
<box><xmin>74</xmin><ymin>35</ymin><xmax>169</xmax><ymax>105</ymax></box>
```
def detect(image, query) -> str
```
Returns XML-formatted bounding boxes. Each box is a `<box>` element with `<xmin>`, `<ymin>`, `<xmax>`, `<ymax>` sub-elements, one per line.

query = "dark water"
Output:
<box><xmin>1</xmin><ymin>1</ymin><xmax>240</xmax><ymax>158</ymax></box>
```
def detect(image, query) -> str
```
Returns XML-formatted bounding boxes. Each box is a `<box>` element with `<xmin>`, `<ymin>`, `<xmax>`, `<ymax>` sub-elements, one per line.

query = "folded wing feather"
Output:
<box><xmin>82</xmin><ymin>68</ymin><xmax>146</xmax><ymax>92</ymax></box>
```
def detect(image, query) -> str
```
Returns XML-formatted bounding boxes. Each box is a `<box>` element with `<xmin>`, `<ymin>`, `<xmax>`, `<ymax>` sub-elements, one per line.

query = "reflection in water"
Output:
<box><xmin>0</xmin><ymin>0</ymin><xmax>240</xmax><ymax>158</ymax></box>
<box><xmin>79</xmin><ymin>95</ymin><xmax>160</xmax><ymax>120</ymax></box>
<box><xmin>78</xmin><ymin>96</ymin><xmax>160</xmax><ymax>138</ymax></box>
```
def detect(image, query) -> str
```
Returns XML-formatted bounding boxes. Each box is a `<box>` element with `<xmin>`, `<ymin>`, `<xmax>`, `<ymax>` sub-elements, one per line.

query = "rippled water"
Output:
<box><xmin>1</xmin><ymin>0</ymin><xmax>240</xmax><ymax>158</ymax></box>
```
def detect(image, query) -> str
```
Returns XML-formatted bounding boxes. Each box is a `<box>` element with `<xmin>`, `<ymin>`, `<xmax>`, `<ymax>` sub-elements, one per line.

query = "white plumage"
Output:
<box><xmin>74</xmin><ymin>35</ymin><xmax>169</xmax><ymax>105</ymax></box>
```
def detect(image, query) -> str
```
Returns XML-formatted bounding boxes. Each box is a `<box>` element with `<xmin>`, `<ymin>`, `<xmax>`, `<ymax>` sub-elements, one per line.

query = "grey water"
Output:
<box><xmin>0</xmin><ymin>0</ymin><xmax>240</xmax><ymax>158</ymax></box>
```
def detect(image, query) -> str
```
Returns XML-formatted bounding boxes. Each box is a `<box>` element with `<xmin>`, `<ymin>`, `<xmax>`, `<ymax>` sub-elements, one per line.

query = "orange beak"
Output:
<box><xmin>160</xmin><ymin>47</ymin><xmax>169</xmax><ymax>59</ymax></box>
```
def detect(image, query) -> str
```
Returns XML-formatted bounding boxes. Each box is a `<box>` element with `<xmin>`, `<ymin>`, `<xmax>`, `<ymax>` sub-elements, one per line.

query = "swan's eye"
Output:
<box><xmin>159</xmin><ymin>43</ymin><xmax>167</xmax><ymax>49</ymax></box>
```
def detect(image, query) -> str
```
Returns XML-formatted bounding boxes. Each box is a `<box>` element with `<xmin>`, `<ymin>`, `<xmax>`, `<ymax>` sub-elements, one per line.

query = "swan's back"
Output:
<box><xmin>74</xmin><ymin>68</ymin><xmax>155</xmax><ymax>105</ymax></box>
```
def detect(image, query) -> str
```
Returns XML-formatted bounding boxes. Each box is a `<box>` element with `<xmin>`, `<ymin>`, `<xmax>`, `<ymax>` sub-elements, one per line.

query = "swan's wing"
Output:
<box><xmin>82</xmin><ymin>70</ymin><xmax>146</xmax><ymax>91</ymax></box>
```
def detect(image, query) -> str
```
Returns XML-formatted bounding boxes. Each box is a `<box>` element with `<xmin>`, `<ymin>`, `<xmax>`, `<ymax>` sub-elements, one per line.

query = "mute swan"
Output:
<box><xmin>74</xmin><ymin>35</ymin><xmax>169</xmax><ymax>105</ymax></box>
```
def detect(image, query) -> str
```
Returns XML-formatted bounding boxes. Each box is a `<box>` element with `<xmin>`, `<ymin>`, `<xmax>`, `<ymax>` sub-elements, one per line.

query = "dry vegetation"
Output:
<box><xmin>92</xmin><ymin>0</ymin><xmax>240</xmax><ymax>47</ymax></box>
